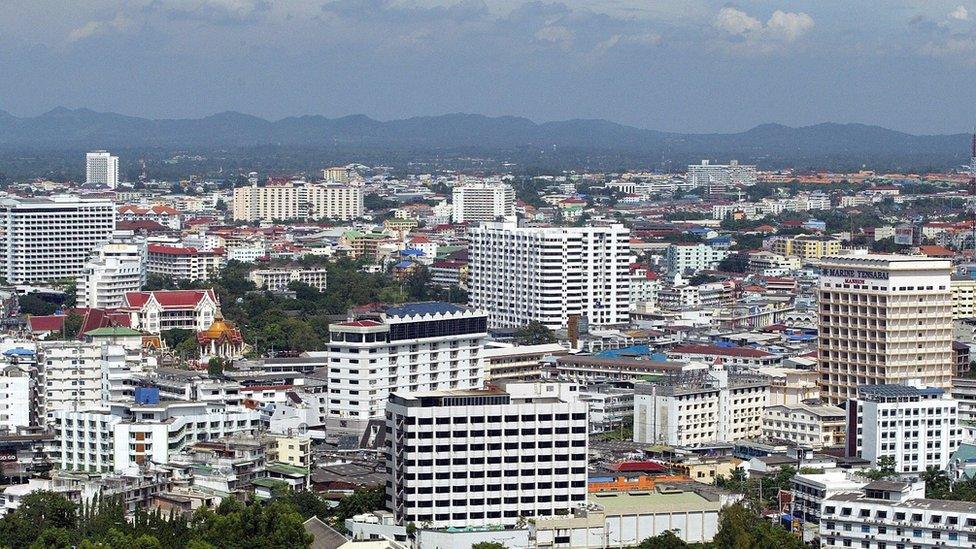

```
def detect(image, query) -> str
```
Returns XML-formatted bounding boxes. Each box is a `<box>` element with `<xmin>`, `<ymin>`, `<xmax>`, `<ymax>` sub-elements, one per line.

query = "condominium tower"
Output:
<box><xmin>85</xmin><ymin>150</ymin><xmax>119</xmax><ymax>188</ymax></box>
<box><xmin>468</xmin><ymin>222</ymin><xmax>632</xmax><ymax>329</ymax></box>
<box><xmin>232</xmin><ymin>180</ymin><xmax>363</xmax><ymax>222</ymax></box>
<box><xmin>817</xmin><ymin>253</ymin><xmax>953</xmax><ymax>404</ymax></box>
<box><xmin>0</xmin><ymin>196</ymin><xmax>116</xmax><ymax>283</ymax></box>
<box><xmin>452</xmin><ymin>181</ymin><xmax>516</xmax><ymax>223</ymax></box>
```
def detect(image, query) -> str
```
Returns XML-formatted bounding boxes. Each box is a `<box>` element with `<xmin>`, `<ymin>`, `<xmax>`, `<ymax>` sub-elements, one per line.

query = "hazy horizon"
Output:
<box><xmin>3</xmin><ymin>1</ymin><xmax>976</xmax><ymax>134</ymax></box>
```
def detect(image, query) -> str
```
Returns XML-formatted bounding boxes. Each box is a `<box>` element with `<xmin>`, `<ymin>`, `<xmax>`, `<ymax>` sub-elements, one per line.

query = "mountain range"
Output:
<box><xmin>0</xmin><ymin>108</ymin><xmax>970</xmax><ymax>169</ymax></box>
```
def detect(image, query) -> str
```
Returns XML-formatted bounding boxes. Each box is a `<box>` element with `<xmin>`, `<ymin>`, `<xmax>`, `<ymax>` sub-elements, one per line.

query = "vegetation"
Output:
<box><xmin>18</xmin><ymin>293</ymin><xmax>59</xmax><ymax>316</ymax></box>
<box><xmin>859</xmin><ymin>456</ymin><xmax>897</xmax><ymax>480</ymax></box>
<box><xmin>514</xmin><ymin>321</ymin><xmax>557</xmax><ymax>345</ymax></box>
<box><xmin>715</xmin><ymin>466</ymin><xmax>798</xmax><ymax>510</ymax></box>
<box><xmin>471</xmin><ymin>543</ymin><xmax>508</xmax><ymax>549</ymax></box>
<box><xmin>632</xmin><ymin>504</ymin><xmax>804</xmax><ymax>548</ymax></box>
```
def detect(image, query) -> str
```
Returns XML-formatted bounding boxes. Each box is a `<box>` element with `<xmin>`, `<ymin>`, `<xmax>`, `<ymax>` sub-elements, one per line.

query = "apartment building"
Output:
<box><xmin>791</xmin><ymin>470</ymin><xmax>867</xmax><ymax>526</ymax></box>
<box><xmin>326</xmin><ymin>302</ymin><xmax>488</xmax><ymax>435</ymax></box>
<box><xmin>687</xmin><ymin>160</ymin><xmax>756</xmax><ymax>198</ymax></box>
<box><xmin>232</xmin><ymin>180</ymin><xmax>363</xmax><ymax>222</ymax></box>
<box><xmin>847</xmin><ymin>384</ymin><xmax>959</xmax><ymax>474</ymax></box>
<box><xmin>77</xmin><ymin>241</ymin><xmax>146</xmax><ymax>309</ymax></box>
<box><xmin>664</xmin><ymin>244</ymin><xmax>729</xmax><ymax>275</ymax></box>
<box><xmin>819</xmin><ymin>480</ymin><xmax>975</xmax><ymax>549</ymax></box>
<box><xmin>146</xmin><ymin>243</ymin><xmax>225</xmax><ymax>282</ymax></box>
<box><xmin>0</xmin><ymin>364</ymin><xmax>36</xmax><ymax>432</ymax></box>
<box><xmin>481</xmin><ymin>343</ymin><xmax>568</xmax><ymax>382</ymax></box>
<box><xmin>85</xmin><ymin>150</ymin><xmax>119</xmax><ymax>188</ymax></box>
<box><xmin>761</xmin><ymin>403</ymin><xmax>846</xmax><ymax>449</ymax></box>
<box><xmin>579</xmin><ymin>384</ymin><xmax>634</xmax><ymax>434</ymax></box>
<box><xmin>667</xmin><ymin>344</ymin><xmax>780</xmax><ymax>369</ymax></box>
<box><xmin>385</xmin><ymin>382</ymin><xmax>588</xmax><ymax>529</ymax></box>
<box><xmin>817</xmin><ymin>253</ymin><xmax>954</xmax><ymax>404</ymax></box>
<box><xmin>452</xmin><ymin>181</ymin><xmax>516</xmax><ymax>223</ymax></box>
<box><xmin>53</xmin><ymin>401</ymin><xmax>265</xmax><ymax>473</ymax></box>
<box><xmin>633</xmin><ymin>370</ymin><xmax>769</xmax><ymax>446</ymax></box>
<box><xmin>952</xmin><ymin>276</ymin><xmax>976</xmax><ymax>319</ymax></box>
<box><xmin>748</xmin><ymin>251</ymin><xmax>802</xmax><ymax>276</ymax></box>
<box><xmin>249</xmin><ymin>268</ymin><xmax>328</xmax><ymax>292</ymax></box>
<box><xmin>769</xmin><ymin>235</ymin><xmax>842</xmax><ymax>260</ymax></box>
<box><xmin>0</xmin><ymin>196</ymin><xmax>115</xmax><ymax>283</ymax></box>
<box><xmin>38</xmin><ymin>341</ymin><xmax>105</xmax><ymax>424</ymax></box>
<box><xmin>629</xmin><ymin>265</ymin><xmax>661</xmax><ymax>307</ymax></box>
<box><xmin>469</xmin><ymin>222</ymin><xmax>632</xmax><ymax>329</ymax></box>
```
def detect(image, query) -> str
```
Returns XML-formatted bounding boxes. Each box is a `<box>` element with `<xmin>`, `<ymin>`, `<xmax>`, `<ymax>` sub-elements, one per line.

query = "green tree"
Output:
<box><xmin>514</xmin><ymin>321</ymin><xmax>556</xmax><ymax>345</ymax></box>
<box><xmin>636</xmin><ymin>530</ymin><xmax>689</xmax><ymax>548</ymax></box>
<box><xmin>18</xmin><ymin>294</ymin><xmax>57</xmax><ymax>315</ymax></box>
<box><xmin>471</xmin><ymin>543</ymin><xmax>508</xmax><ymax>549</ymax></box>
<box><xmin>922</xmin><ymin>466</ymin><xmax>951</xmax><ymax>499</ymax></box>
<box><xmin>331</xmin><ymin>487</ymin><xmax>386</xmax><ymax>522</ymax></box>
<box><xmin>60</xmin><ymin>312</ymin><xmax>85</xmax><ymax>340</ymax></box>
<box><xmin>207</xmin><ymin>357</ymin><xmax>224</xmax><ymax>378</ymax></box>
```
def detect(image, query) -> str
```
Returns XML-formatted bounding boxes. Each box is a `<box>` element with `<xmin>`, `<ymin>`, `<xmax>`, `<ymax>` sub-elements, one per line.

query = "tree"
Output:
<box><xmin>19</xmin><ymin>294</ymin><xmax>57</xmax><ymax>315</ymax></box>
<box><xmin>922</xmin><ymin>466</ymin><xmax>951</xmax><ymax>499</ymax></box>
<box><xmin>471</xmin><ymin>543</ymin><xmax>508</xmax><ymax>549</ymax></box>
<box><xmin>207</xmin><ymin>357</ymin><xmax>224</xmax><ymax>378</ymax></box>
<box><xmin>60</xmin><ymin>312</ymin><xmax>85</xmax><ymax>340</ymax></box>
<box><xmin>636</xmin><ymin>530</ymin><xmax>689</xmax><ymax>548</ymax></box>
<box><xmin>514</xmin><ymin>321</ymin><xmax>556</xmax><ymax>345</ymax></box>
<box><xmin>331</xmin><ymin>487</ymin><xmax>386</xmax><ymax>522</ymax></box>
<box><xmin>711</xmin><ymin>504</ymin><xmax>805</xmax><ymax>549</ymax></box>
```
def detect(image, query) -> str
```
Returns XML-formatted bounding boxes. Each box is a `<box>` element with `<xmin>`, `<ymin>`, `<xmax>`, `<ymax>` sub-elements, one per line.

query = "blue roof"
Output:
<box><xmin>3</xmin><ymin>347</ymin><xmax>34</xmax><ymax>357</ymax></box>
<box><xmin>596</xmin><ymin>345</ymin><xmax>651</xmax><ymax>358</ymax></box>
<box><xmin>385</xmin><ymin>302</ymin><xmax>466</xmax><ymax>318</ymax></box>
<box><xmin>859</xmin><ymin>385</ymin><xmax>944</xmax><ymax>398</ymax></box>
<box><xmin>401</xmin><ymin>248</ymin><xmax>425</xmax><ymax>256</ymax></box>
<box><xmin>394</xmin><ymin>260</ymin><xmax>414</xmax><ymax>268</ymax></box>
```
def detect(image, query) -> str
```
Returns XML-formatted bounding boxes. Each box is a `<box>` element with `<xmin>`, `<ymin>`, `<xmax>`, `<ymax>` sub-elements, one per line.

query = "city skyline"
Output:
<box><xmin>3</xmin><ymin>1</ymin><xmax>976</xmax><ymax>133</ymax></box>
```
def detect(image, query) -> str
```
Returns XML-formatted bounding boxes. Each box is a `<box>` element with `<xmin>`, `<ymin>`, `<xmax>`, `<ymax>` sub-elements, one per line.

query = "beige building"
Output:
<box><xmin>233</xmin><ymin>180</ymin><xmax>363</xmax><ymax>222</ymax></box>
<box><xmin>266</xmin><ymin>432</ymin><xmax>312</xmax><ymax>469</ymax></box>
<box><xmin>952</xmin><ymin>277</ymin><xmax>976</xmax><ymax>319</ymax></box>
<box><xmin>481</xmin><ymin>343</ymin><xmax>568</xmax><ymax>382</ymax></box>
<box><xmin>770</xmin><ymin>234</ymin><xmax>841</xmax><ymax>260</ymax></box>
<box><xmin>817</xmin><ymin>253</ymin><xmax>953</xmax><ymax>404</ymax></box>
<box><xmin>249</xmin><ymin>268</ymin><xmax>328</xmax><ymax>292</ymax></box>
<box><xmin>761</xmin><ymin>403</ymin><xmax>846</xmax><ymax>449</ymax></box>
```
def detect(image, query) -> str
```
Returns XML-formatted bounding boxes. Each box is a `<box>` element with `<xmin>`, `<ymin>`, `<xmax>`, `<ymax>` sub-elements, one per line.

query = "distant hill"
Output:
<box><xmin>0</xmin><ymin>108</ymin><xmax>969</xmax><ymax>170</ymax></box>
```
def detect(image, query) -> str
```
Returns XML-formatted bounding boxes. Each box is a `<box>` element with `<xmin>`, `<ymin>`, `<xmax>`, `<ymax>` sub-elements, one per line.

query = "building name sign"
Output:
<box><xmin>823</xmin><ymin>268</ymin><xmax>889</xmax><ymax>280</ymax></box>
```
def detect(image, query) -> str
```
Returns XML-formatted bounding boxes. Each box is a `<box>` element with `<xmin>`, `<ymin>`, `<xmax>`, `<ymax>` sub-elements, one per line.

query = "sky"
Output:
<box><xmin>1</xmin><ymin>1</ymin><xmax>976</xmax><ymax>133</ymax></box>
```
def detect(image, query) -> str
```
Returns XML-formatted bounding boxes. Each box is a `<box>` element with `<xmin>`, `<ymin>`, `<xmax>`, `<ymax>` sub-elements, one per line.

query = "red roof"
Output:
<box><xmin>125</xmin><ymin>289</ymin><xmax>217</xmax><ymax>309</ymax></box>
<box><xmin>611</xmin><ymin>461</ymin><xmax>668</xmax><ymax>473</ymax></box>
<box><xmin>671</xmin><ymin>344</ymin><xmax>773</xmax><ymax>358</ymax></box>
<box><xmin>337</xmin><ymin>320</ymin><xmax>383</xmax><ymax>328</ymax></box>
<box><xmin>29</xmin><ymin>315</ymin><xmax>64</xmax><ymax>332</ymax></box>
<box><xmin>917</xmin><ymin>245</ymin><xmax>954</xmax><ymax>258</ymax></box>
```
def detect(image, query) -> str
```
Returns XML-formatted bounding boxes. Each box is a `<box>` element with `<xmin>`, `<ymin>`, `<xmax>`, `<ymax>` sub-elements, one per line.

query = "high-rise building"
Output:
<box><xmin>0</xmin><ymin>196</ymin><xmax>115</xmax><ymax>284</ymax></box>
<box><xmin>326</xmin><ymin>302</ymin><xmax>488</xmax><ymax>435</ymax></box>
<box><xmin>385</xmin><ymin>382</ymin><xmax>588</xmax><ymax>529</ymax></box>
<box><xmin>452</xmin><ymin>181</ymin><xmax>516</xmax><ymax>223</ymax></box>
<box><xmin>469</xmin><ymin>222</ymin><xmax>632</xmax><ymax>330</ymax></box>
<box><xmin>85</xmin><ymin>150</ymin><xmax>119</xmax><ymax>188</ymax></box>
<box><xmin>146</xmin><ymin>243</ymin><xmax>225</xmax><ymax>282</ymax></box>
<box><xmin>77</xmin><ymin>241</ymin><xmax>146</xmax><ymax>309</ymax></box>
<box><xmin>686</xmin><ymin>160</ymin><xmax>756</xmax><ymax>198</ymax></box>
<box><xmin>817</xmin><ymin>253</ymin><xmax>954</xmax><ymax>404</ymax></box>
<box><xmin>846</xmin><ymin>384</ymin><xmax>959</xmax><ymax>473</ymax></box>
<box><xmin>232</xmin><ymin>180</ymin><xmax>363</xmax><ymax>222</ymax></box>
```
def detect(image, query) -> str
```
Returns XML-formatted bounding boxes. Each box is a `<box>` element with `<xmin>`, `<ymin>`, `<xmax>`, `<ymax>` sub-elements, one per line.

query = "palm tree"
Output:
<box><xmin>921</xmin><ymin>465</ymin><xmax>951</xmax><ymax>499</ymax></box>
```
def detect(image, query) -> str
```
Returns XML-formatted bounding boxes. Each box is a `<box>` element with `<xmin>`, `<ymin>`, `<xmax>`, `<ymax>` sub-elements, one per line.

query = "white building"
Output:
<box><xmin>77</xmin><ymin>241</ymin><xmax>146</xmax><ymax>309</ymax></box>
<box><xmin>687</xmin><ymin>160</ymin><xmax>756</xmax><ymax>198</ymax></box>
<box><xmin>818</xmin><ymin>480</ymin><xmax>975</xmax><ymax>549</ymax></box>
<box><xmin>0</xmin><ymin>364</ymin><xmax>35</xmax><ymax>432</ymax></box>
<box><xmin>38</xmin><ymin>341</ymin><xmax>107</xmax><ymax>424</ymax></box>
<box><xmin>761</xmin><ymin>403</ymin><xmax>846</xmax><ymax>449</ymax></box>
<box><xmin>249</xmin><ymin>268</ymin><xmax>328</xmax><ymax>292</ymax></box>
<box><xmin>146</xmin><ymin>244</ymin><xmax>225</xmax><ymax>282</ymax></box>
<box><xmin>579</xmin><ymin>384</ymin><xmax>634</xmax><ymax>434</ymax></box>
<box><xmin>232</xmin><ymin>181</ymin><xmax>363</xmax><ymax>222</ymax></box>
<box><xmin>386</xmin><ymin>382</ymin><xmax>588</xmax><ymax>529</ymax></box>
<box><xmin>818</xmin><ymin>253</ymin><xmax>954</xmax><ymax>404</ymax></box>
<box><xmin>482</xmin><ymin>343</ymin><xmax>568</xmax><ymax>383</ymax></box>
<box><xmin>952</xmin><ymin>276</ymin><xmax>976</xmax><ymax>319</ymax></box>
<box><xmin>629</xmin><ymin>266</ymin><xmax>661</xmax><ymax>307</ymax></box>
<box><xmin>326</xmin><ymin>302</ymin><xmax>488</xmax><ymax>435</ymax></box>
<box><xmin>791</xmin><ymin>470</ymin><xmax>867</xmax><ymax>526</ymax></box>
<box><xmin>469</xmin><ymin>222</ymin><xmax>632</xmax><ymax>330</ymax></box>
<box><xmin>53</xmin><ymin>401</ymin><xmax>264</xmax><ymax>473</ymax></box>
<box><xmin>85</xmin><ymin>150</ymin><xmax>119</xmax><ymax>188</ymax></box>
<box><xmin>122</xmin><ymin>289</ymin><xmax>220</xmax><ymax>334</ymax></box>
<box><xmin>0</xmin><ymin>196</ymin><xmax>115</xmax><ymax>284</ymax></box>
<box><xmin>847</xmin><ymin>384</ymin><xmax>960</xmax><ymax>474</ymax></box>
<box><xmin>452</xmin><ymin>181</ymin><xmax>516</xmax><ymax>223</ymax></box>
<box><xmin>633</xmin><ymin>370</ymin><xmax>769</xmax><ymax>446</ymax></box>
<box><xmin>664</xmin><ymin>244</ymin><xmax>729</xmax><ymax>275</ymax></box>
<box><xmin>748</xmin><ymin>251</ymin><xmax>801</xmax><ymax>277</ymax></box>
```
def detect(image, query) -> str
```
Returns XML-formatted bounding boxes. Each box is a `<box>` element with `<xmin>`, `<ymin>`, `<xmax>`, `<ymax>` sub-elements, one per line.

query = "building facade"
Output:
<box><xmin>761</xmin><ymin>403</ymin><xmax>846</xmax><ymax>449</ymax></box>
<box><xmin>232</xmin><ymin>181</ymin><xmax>363</xmax><ymax>222</ymax></box>
<box><xmin>146</xmin><ymin>244</ymin><xmax>225</xmax><ymax>282</ymax></box>
<box><xmin>249</xmin><ymin>268</ymin><xmax>328</xmax><ymax>292</ymax></box>
<box><xmin>77</xmin><ymin>241</ymin><xmax>146</xmax><ymax>309</ymax></box>
<box><xmin>469</xmin><ymin>222</ymin><xmax>632</xmax><ymax>330</ymax></box>
<box><xmin>452</xmin><ymin>181</ymin><xmax>516</xmax><ymax>223</ymax></box>
<box><xmin>85</xmin><ymin>151</ymin><xmax>119</xmax><ymax>188</ymax></box>
<box><xmin>818</xmin><ymin>253</ymin><xmax>954</xmax><ymax>404</ymax></box>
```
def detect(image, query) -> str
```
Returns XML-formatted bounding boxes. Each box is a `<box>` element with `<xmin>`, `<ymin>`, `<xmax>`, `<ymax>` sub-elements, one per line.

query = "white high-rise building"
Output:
<box><xmin>232</xmin><ymin>180</ymin><xmax>363</xmax><ymax>222</ymax></box>
<box><xmin>77</xmin><ymin>241</ymin><xmax>146</xmax><ymax>309</ymax></box>
<box><xmin>452</xmin><ymin>181</ymin><xmax>516</xmax><ymax>223</ymax></box>
<box><xmin>326</xmin><ymin>302</ymin><xmax>488</xmax><ymax>435</ymax></box>
<box><xmin>386</xmin><ymin>382</ymin><xmax>589</xmax><ymax>529</ymax></box>
<box><xmin>687</xmin><ymin>160</ymin><xmax>756</xmax><ymax>198</ymax></box>
<box><xmin>85</xmin><ymin>150</ymin><xmax>119</xmax><ymax>188</ymax></box>
<box><xmin>818</xmin><ymin>253</ymin><xmax>953</xmax><ymax>404</ymax></box>
<box><xmin>38</xmin><ymin>341</ymin><xmax>106</xmax><ymax>424</ymax></box>
<box><xmin>0</xmin><ymin>196</ymin><xmax>115</xmax><ymax>284</ymax></box>
<box><xmin>469</xmin><ymin>222</ymin><xmax>632</xmax><ymax>330</ymax></box>
<box><xmin>847</xmin><ymin>384</ymin><xmax>960</xmax><ymax>474</ymax></box>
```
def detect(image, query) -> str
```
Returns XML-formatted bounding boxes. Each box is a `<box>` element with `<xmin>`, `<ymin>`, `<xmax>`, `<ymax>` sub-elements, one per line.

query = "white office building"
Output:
<box><xmin>633</xmin><ymin>370</ymin><xmax>769</xmax><ymax>446</ymax></box>
<box><xmin>386</xmin><ymin>382</ymin><xmax>588</xmax><ymax>529</ymax></box>
<box><xmin>818</xmin><ymin>253</ymin><xmax>954</xmax><ymax>404</ymax></box>
<box><xmin>249</xmin><ymin>268</ymin><xmax>328</xmax><ymax>292</ymax></box>
<box><xmin>687</xmin><ymin>160</ymin><xmax>756</xmax><ymax>198</ymax></box>
<box><xmin>77</xmin><ymin>241</ymin><xmax>146</xmax><ymax>309</ymax></box>
<box><xmin>85</xmin><ymin>150</ymin><xmax>119</xmax><ymax>188</ymax></box>
<box><xmin>791</xmin><ymin>470</ymin><xmax>867</xmax><ymax>526</ymax></box>
<box><xmin>452</xmin><ymin>181</ymin><xmax>516</xmax><ymax>223</ymax></box>
<box><xmin>664</xmin><ymin>244</ymin><xmax>730</xmax><ymax>275</ymax></box>
<box><xmin>761</xmin><ymin>403</ymin><xmax>846</xmax><ymax>450</ymax></box>
<box><xmin>469</xmin><ymin>222</ymin><xmax>632</xmax><ymax>330</ymax></box>
<box><xmin>326</xmin><ymin>302</ymin><xmax>488</xmax><ymax>435</ymax></box>
<box><xmin>819</xmin><ymin>480</ymin><xmax>976</xmax><ymax>549</ymax></box>
<box><xmin>847</xmin><ymin>384</ymin><xmax>960</xmax><ymax>474</ymax></box>
<box><xmin>53</xmin><ymin>401</ymin><xmax>265</xmax><ymax>473</ymax></box>
<box><xmin>0</xmin><ymin>196</ymin><xmax>115</xmax><ymax>284</ymax></box>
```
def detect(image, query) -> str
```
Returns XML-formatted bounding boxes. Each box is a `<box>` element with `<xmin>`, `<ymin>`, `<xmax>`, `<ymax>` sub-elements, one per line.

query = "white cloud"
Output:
<box><xmin>950</xmin><ymin>5</ymin><xmax>969</xmax><ymax>21</ymax></box>
<box><xmin>712</xmin><ymin>6</ymin><xmax>814</xmax><ymax>53</ymax></box>
<box><xmin>67</xmin><ymin>13</ymin><xmax>130</xmax><ymax>43</ymax></box>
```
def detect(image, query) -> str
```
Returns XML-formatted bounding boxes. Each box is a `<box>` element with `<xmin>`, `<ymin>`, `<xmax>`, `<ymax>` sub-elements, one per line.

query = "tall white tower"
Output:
<box><xmin>86</xmin><ymin>150</ymin><xmax>119</xmax><ymax>188</ymax></box>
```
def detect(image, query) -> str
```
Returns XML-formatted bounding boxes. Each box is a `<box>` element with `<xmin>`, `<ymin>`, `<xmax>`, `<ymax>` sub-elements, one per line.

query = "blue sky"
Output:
<box><xmin>2</xmin><ymin>0</ymin><xmax>975</xmax><ymax>133</ymax></box>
